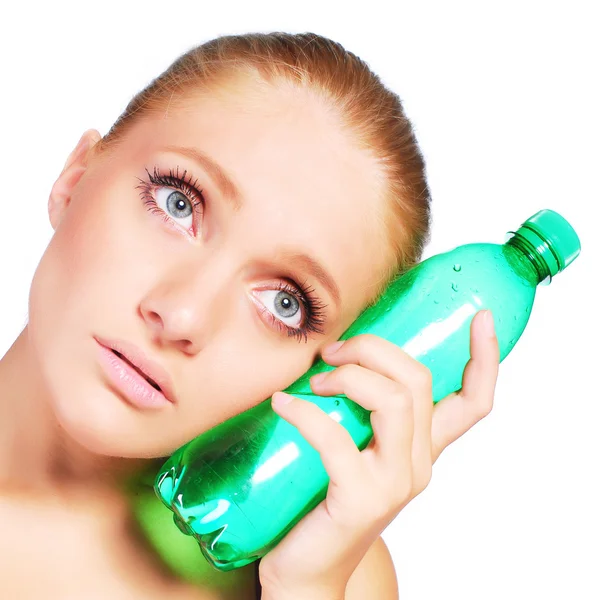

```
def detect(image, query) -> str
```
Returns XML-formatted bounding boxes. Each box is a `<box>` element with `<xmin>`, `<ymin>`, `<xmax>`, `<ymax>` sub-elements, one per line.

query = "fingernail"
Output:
<box><xmin>323</xmin><ymin>341</ymin><xmax>344</xmax><ymax>355</ymax></box>
<box><xmin>272</xmin><ymin>392</ymin><xmax>293</xmax><ymax>407</ymax></box>
<box><xmin>482</xmin><ymin>310</ymin><xmax>495</xmax><ymax>337</ymax></box>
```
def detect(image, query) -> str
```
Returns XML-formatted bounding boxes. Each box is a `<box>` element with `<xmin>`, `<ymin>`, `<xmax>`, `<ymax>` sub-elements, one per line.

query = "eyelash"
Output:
<box><xmin>135</xmin><ymin>165</ymin><xmax>205</xmax><ymax>227</ymax></box>
<box><xmin>135</xmin><ymin>164</ymin><xmax>328</xmax><ymax>343</ymax></box>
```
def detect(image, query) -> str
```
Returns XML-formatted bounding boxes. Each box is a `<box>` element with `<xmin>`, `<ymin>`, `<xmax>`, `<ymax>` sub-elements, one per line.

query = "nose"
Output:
<box><xmin>139</xmin><ymin>256</ymin><xmax>234</xmax><ymax>351</ymax></box>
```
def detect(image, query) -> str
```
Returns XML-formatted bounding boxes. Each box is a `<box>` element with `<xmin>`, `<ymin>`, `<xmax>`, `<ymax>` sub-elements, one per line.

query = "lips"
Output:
<box><xmin>111</xmin><ymin>350</ymin><xmax>161</xmax><ymax>391</ymax></box>
<box><xmin>94</xmin><ymin>336</ymin><xmax>176</xmax><ymax>404</ymax></box>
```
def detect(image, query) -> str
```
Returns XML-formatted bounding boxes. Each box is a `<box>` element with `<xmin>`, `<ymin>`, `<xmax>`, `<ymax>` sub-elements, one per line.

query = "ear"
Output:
<box><xmin>48</xmin><ymin>128</ymin><xmax>103</xmax><ymax>231</ymax></box>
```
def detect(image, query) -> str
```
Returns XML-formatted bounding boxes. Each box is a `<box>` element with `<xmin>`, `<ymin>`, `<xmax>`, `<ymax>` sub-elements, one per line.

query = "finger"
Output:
<box><xmin>322</xmin><ymin>334</ymin><xmax>433</xmax><ymax>487</ymax></box>
<box><xmin>431</xmin><ymin>310</ymin><xmax>500</xmax><ymax>463</ymax></box>
<box><xmin>309</xmin><ymin>364</ymin><xmax>415</xmax><ymax>472</ymax></box>
<box><xmin>271</xmin><ymin>392</ymin><xmax>364</xmax><ymax>484</ymax></box>
<box><xmin>322</xmin><ymin>333</ymin><xmax>433</xmax><ymax>394</ymax></box>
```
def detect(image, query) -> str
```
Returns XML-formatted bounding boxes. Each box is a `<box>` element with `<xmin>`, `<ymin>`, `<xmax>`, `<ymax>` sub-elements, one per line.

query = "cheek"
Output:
<box><xmin>175</xmin><ymin>319</ymin><xmax>317</xmax><ymax>444</ymax></box>
<box><xmin>24</xmin><ymin>186</ymin><xmax>174</xmax><ymax>456</ymax></box>
<box><xmin>28</xmin><ymin>186</ymin><xmax>149</xmax><ymax>394</ymax></box>
<box><xmin>30</xmin><ymin>193</ymin><xmax>128</xmax><ymax>337</ymax></box>
<box><xmin>25</xmin><ymin>175</ymin><xmax>322</xmax><ymax>453</ymax></box>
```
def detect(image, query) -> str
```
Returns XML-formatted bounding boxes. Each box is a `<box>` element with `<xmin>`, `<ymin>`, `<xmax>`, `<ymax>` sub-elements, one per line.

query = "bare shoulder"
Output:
<box><xmin>345</xmin><ymin>536</ymin><xmax>399</xmax><ymax>600</ymax></box>
<box><xmin>0</xmin><ymin>486</ymin><xmax>256</xmax><ymax>600</ymax></box>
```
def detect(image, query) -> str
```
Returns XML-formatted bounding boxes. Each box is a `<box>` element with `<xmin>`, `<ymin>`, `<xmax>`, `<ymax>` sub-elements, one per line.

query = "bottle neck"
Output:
<box><xmin>505</xmin><ymin>232</ymin><xmax>552</xmax><ymax>285</ymax></box>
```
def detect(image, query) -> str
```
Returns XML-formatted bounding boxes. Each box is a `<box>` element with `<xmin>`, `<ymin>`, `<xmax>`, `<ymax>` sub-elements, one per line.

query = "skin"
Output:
<box><xmin>5</xmin><ymin>77</ymin><xmax>392</xmax><ymax>465</ymax></box>
<box><xmin>0</xmin><ymin>73</ymin><xmax>500</xmax><ymax>599</ymax></box>
<box><xmin>0</xmin><ymin>75</ymin><xmax>394</xmax><ymax>597</ymax></box>
<box><xmin>261</xmin><ymin>310</ymin><xmax>499</xmax><ymax>598</ymax></box>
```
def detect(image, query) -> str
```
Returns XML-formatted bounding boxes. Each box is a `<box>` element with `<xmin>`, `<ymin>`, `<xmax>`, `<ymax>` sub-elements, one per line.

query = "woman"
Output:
<box><xmin>0</xmin><ymin>32</ymin><xmax>500</xmax><ymax>599</ymax></box>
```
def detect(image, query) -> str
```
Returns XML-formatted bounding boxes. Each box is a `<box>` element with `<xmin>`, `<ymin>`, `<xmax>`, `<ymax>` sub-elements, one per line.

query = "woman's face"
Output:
<box><xmin>28</xmin><ymin>75</ymin><xmax>393</xmax><ymax>458</ymax></box>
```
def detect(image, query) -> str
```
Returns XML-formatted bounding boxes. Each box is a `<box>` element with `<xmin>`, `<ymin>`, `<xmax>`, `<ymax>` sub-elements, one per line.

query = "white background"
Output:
<box><xmin>1</xmin><ymin>1</ymin><xmax>598</xmax><ymax>598</ymax></box>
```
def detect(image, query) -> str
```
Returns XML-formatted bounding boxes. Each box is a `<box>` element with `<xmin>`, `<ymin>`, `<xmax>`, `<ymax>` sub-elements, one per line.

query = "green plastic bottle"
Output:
<box><xmin>146</xmin><ymin>209</ymin><xmax>580</xmax><ymax>574</ymax></box>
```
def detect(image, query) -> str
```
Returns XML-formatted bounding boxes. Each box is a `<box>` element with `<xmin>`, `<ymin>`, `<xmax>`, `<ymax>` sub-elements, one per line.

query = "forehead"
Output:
<box><xmin>122</xmin><ymin>75</ymin><xmax>393</xmax><ymax>322</ymax></box>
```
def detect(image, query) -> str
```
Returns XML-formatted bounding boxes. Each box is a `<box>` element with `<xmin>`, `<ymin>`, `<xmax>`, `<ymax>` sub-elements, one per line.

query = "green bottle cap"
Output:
<box><xmin>512</xmin><ymin>209</ymin><xmax>581</xmax><ymax>277</ymax></box>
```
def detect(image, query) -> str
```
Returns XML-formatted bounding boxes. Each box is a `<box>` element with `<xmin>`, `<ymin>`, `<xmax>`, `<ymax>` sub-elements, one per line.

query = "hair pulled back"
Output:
<box><xmin>100</xmin><ymin>32</ymin><xmax>432</xmax><ymax>305</ymax></box>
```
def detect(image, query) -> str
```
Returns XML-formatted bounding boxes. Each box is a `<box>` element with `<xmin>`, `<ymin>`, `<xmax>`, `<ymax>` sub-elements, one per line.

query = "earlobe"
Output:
<box><xmin>48</xmin><ymin>129</ymin><xmax>102</xmax><ymax>230</ymax></box>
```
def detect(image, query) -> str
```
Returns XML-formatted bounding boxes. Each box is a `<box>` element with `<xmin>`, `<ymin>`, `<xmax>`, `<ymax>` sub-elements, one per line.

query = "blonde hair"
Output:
<box><xmin>99</xmin><ymin>32</ymin><xmax>432</xmax><ymax>306</ymax></box>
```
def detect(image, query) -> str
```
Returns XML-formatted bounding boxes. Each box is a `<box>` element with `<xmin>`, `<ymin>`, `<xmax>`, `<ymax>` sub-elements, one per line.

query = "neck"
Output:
<box><xmin>0</xmin><ymin>326</ymin><xmax>149</xmax><ymax>491</ymax></box>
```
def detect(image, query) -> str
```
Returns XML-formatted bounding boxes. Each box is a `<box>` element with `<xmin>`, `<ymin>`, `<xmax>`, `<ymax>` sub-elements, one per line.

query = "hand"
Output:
<box><xmin>258</xmin><ymin>309</ymin><xmax>500</xmax><ymax>599</ymax></box>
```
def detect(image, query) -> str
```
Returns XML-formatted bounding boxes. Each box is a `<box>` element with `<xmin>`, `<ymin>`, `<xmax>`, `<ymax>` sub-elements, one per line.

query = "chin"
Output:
<box><xmin>29</xmin><ymin>333</ymin><xmax>185</xmax><ymax>461</ymax></box>
<box><xmin>54</xmin><ymin>397</ymin><xmax>145</xmax><ymax>458</ymax></box>
<box><xmin>46</xmin><ymin>372</ymin><xmax>169</xmax><ymax>459</ymax></box>
<box><xmin>32</xmin><ymin>343</ymin><xmax>170</xmax><ymax>460</ymax></box>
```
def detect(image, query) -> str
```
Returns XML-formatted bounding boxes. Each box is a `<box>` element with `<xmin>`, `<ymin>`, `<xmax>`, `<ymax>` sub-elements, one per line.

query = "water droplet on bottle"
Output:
<box><xmin>451</xmin><ymin>282</ymin><xmax>459</xmax><ymax>292</ymax></box>
<box><xmin>453</xmin><ymin>264</ymin><xmax>462</xmax><ymax>272</ymax></box>
<box><xmin>334</xmin><ymin>399</ymin><xmax>340</xmax><ymax>406</ymax></box>
<box><xmin>433</xmin><ymin>299</ymin><xmax>439</xmax><ymax>304</ymax></box>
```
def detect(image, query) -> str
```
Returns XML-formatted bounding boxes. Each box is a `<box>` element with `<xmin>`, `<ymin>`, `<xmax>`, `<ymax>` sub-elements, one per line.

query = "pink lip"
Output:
<box><xmin>95</xmin><ymin>337</ymin><xmax>175</xmax><ymax>409</ymax></box>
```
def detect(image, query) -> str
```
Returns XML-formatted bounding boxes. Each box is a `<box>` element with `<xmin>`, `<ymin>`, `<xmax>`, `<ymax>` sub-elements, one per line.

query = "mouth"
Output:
<box><xmin>111</xmin><ymin>349</ymin><xmax>162</xmax><ymax>392</ymax></box>
<box><xmin>94</xmin><ymin>335</ymin><xmax>175</xmax><ymax>404</ymax></box>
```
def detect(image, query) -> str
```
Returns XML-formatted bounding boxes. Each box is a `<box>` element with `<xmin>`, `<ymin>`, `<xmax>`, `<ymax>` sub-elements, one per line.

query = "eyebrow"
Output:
<box><xmin>160</xmin><ymin>144</ymin><xmax>243</xmax><ymax>212</ymax></box>
<box><xmin>275</xmin><ymin>249</ymin><xmax>341</xmax><ymax>310</ymax></box>
<box><xmin>159</xmin><ymin>145</ymin><xmax>341</xmax><ymax>310</ymax></box>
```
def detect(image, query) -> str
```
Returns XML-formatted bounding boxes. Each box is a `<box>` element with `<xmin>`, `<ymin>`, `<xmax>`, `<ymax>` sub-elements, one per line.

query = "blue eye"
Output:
<box><xmin>255</xmin><ymin>288</ymin><xmax>303</xmax><ymax>329</ymax></box>
<box><xmin>136</xmin><ymin>164</ymin><xmax>330</xmax><ymax>343</ymax></box>
<box><xmin>250</xmin><ymin>280</ymin><xmax>329</xmax><ymax>343</ymax></box>
<box><xmin>153</xmin><ymin>188</ymin><xmax>195</xmax><ymax>229</ymax></box>
<box><xmin>135</xmin><ymin>165</ymin><xmax>204</xmax><ymax>235</ymax></box>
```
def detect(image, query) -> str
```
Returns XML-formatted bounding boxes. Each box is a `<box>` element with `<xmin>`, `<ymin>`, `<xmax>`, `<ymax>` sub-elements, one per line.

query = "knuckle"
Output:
<box><xmin>392</xmin><ymin>479</ymin><xmax>413</xmax><ymax>506</ymax></box>
<box><xmin>328</xmin><ymin>419</ymin><xmax>355</xmax><ymax>447</ymax></box>
<box><xmin>349</xmin><ymin>335</ymin><xmax>367</xmax><ymax>357</ymax></box>
<box><xmin>359</xmin><ymin>333</ymin><xmax>380</xmax><ymax>346</ymax></box>
<box><xmin>417</xmin><ymin>464</ymin><xmax>433</xmax><ymax>492</ymax></box>
<box><xmin>415</xmin><ymin>364</ymin><xmax>433</xmax><ymax>388</ymax></box>
<box><xmin>334</xmin><ymin>362</ymin><xmax>362</xmax><ymax>382</ymax></box>
<box><xmin>389</xmin><ymin>383</ymin><xmax>413</xmax><ymax>410</ymax></box>
<box><xmin>475</xmin><ymin>396</ymin><xmax>494</xmax><ymax>420</ymax></box>
<box><xmin>355</xmin><ymin>333</ymin><xmax>384</xmax><ymax>355</ymax></box>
